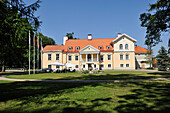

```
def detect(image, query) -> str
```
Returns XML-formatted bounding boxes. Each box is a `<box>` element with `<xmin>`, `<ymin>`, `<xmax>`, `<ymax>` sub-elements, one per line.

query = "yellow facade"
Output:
<box><xmin>42</xmin><ymin>34</ymin><xmax>137</xmax><ymax>70</ymax></box>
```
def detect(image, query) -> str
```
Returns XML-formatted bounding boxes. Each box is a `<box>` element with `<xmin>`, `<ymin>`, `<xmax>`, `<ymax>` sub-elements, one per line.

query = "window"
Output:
<box><xmin>107</xmin><ymin>46</ymin><xmax>111</xmax><ymax>49</ymax></box>
<box><xmin>108</xmin><ymin>55</ymin><xmax>111</xmax><ymax>60</ymax></box>
<box><xmin>125</xmin><ymin>44</ymin><xmax>129</xmax><ymax>50</ymax></box>
<box><xmin>100</xmin><ymin>64</ymin><xmax>104</xmax><ymax>68</ymax></box>
<box><xmin>126</xmin><ymin>64</ymin><xmax>129</xmax><ymax>67</ymax></box>
<box><xmin>119</xmin><ymin>44</ymin><xmax>123</xmax><ymax>50</ymax></box>
<box><xmin>48</xmin><ymin>65</ymin><xmax>51</xmax><ymax>69</ymax></box>
<box><xmin>56</xmin><ymin>54</ymin><xmax>59</xmax><ymax>60</ymax></box>
<box><xmin>108</xmin><ymin>64</ymin><xmax>111</xmax><ymax>68</ymax></box>
<box><xmin>88</xmin><ymin>48</ymin><xmax>90</xmax><ymax>50</ymax></box>
<box><xmin>120</xmin><ymin>54</ymin><xmax>123</xmax><ymax>60</ymax></box>
<box><xmin>68</xmin><ymin>47</ymin><xmax>72</xmax><ymax>50</ymax></box>
<box><xmin>75</xmin><ymin>65</ymin><xmax>79</xmax><ymax>68</ymax></box>
<box><xmin>56</xmin><ymin>65</ymin><xmax>59</xmax><ymax>69</ymax></box>
<box><xmin>99</xmin><ymin>46</ymin><xmax>103</xmax><ymax>49</ymax></box>
<box><xmin>68</xmin><ymin>56</ymin><xmax>72</xmax><ymax>61</ymax></box>
<box><xmin>100</xmin><ymin>55</ymin><xmax>104</xmax><ymax>61</ymax></box>
<box><xmin>48</xmin><ymin>54</ymin><xmax>51</xmax><ymax>60</ymax></box>
<box><xmin>94</xmin><ymin>64</ymin><xmax>96</xmax><ymax>68</ymax></box>
<box><xmin>83</xmin><ymin>64</ymin><xmax>85</xmax><ymax>68</ymax></box>
<box><xmin>120</xmin><ymin>64</ymin><xmax>124</xmax><ymax>67</ymax></box>
<box><xmin>76</xmin><ymin>47</ymin><xmax>80</xmax><ymax>50</ymax></box>
<box><xmin>75</xmin><ymin>56</ymin><xmax>78</xmax><ymax>61</ymax></box>
<box><xmin>126</xmin><ymin>54</ymin><xmax>129</xmax><ymax>60</ymax></box>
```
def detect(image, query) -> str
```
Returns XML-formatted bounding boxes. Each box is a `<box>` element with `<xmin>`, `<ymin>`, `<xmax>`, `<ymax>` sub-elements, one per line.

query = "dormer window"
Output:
<box><xmin>76</xmin><ymin>46</ymin><xmax>80</xmax><ymax>50</ymax></box>
<box><xmin>119</xmin><ymin>44</ymin><xmax>123</xmax><ymax>50</ymax></box>
<box><xmin>99</xmin><ymin>46</ymin><xmax>103</xmax><ymax>49</ymax></box>
<box><xmin>68</xmin><ymin>47</ymin><xmax>72</xmax><ymax>50</ymax></box>
<box><xmin>107</xmin><ymin>46</ymin><xmax>111</xmax><ymax>49</ymax></box>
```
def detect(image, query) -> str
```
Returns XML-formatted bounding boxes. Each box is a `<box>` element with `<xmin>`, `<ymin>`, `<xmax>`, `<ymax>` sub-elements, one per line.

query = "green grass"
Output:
<box><xmin>0</xmin><ymin>80</ymin><xmax>170</xmax><ymax>113</ymax></box>
<box><xmin>5</xmin><ymin>71</ymin><xmax>170</xmax><ymax>80</ymax></box>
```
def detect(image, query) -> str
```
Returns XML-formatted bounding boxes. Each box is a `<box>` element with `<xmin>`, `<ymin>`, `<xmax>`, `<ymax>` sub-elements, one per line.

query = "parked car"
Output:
<box><xmin>42</xmin><ymin>68</ymin><xmax>53</xmax><ymax>73</ymax></box>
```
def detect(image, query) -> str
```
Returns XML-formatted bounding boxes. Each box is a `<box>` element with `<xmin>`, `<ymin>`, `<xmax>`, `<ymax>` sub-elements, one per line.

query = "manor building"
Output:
<box><xmin>42</xmin><ymin>33</ymin><xmax>149</xmax><ymax>70</ymax></box>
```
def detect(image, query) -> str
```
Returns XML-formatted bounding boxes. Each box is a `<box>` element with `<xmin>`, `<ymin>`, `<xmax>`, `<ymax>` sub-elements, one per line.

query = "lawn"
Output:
<box><xmin>0</xmin><ymin>80</ymin><xmax>170</xmax><ymax>113</ymax></box>
<box><xmin>5</xmin><ymin>71</ymin><xmax>170</xmax><ymax>80</ymax></box>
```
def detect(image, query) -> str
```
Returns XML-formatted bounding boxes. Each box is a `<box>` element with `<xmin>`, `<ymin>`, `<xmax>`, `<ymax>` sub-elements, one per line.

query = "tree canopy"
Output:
<box><xmin>156</xmin><ymin>46</ymin><xmax>170</xmax><ymax>71</ymax></box>
<box><xmin>140</xmin><ymin>0</ymin><xmax>170</xmax><ymax>46</ymax></box>
<box><xmin>0</xmin><ymin>0</ymin><xmax>41</xmax><ymax>72</ymax></box>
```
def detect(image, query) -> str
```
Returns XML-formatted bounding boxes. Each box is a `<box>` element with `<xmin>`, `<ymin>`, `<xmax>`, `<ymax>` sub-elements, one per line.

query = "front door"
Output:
<box><xmin>88</xmin><ymin>64</ymin><xmax>92</xmax><ymax>70</ymax></box>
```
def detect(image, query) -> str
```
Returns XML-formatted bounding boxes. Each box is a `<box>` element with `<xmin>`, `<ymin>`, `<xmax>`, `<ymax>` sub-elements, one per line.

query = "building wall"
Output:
<box><xmin>99</xmin><ymin>52</ymin><xmax>113</xmax><ymax>69</ymax></box>
<box><xmin>42</xmin><ymin>51</ymin><xmax>63</xmax><ymax>69</ymax></box>
<box><xmin>114</xmin><ymin>36</ymin><xmax>135</xmax><ymax>52</ymax></box>
<box><xmin>113</xmin><ymin>52</ymin><xmax>135</xmax><ymax>69</ymax></box>
<box><xmin>135</xmin><ymin>54</ymin><xmax>150</xmax><ymax>69</ymax></box>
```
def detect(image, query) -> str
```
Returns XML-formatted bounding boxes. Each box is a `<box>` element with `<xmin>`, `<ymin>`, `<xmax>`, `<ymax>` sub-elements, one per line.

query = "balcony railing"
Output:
<box><xmin>81</xmin><ymin>58</ymin><xmax>98</xmax><ymax>62</ymax></box>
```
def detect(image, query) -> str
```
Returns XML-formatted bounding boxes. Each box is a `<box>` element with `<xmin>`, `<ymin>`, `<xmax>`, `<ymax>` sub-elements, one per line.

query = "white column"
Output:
<box><xmin>97</xmin><ymin>54</ymin><xmax>99</xmax><ymax>61</ymax></box>
<box><xmin>80</xmin><ymin>54</ymin><xmax>82</xmax><ymax>61</ymax></box>
<box><xmin>92</xmin><ymin>54</ymin><xmax>93</xmax><ymax>62</ymax></box>
<box><xmin>86</xmin><ymin>54</ymin><xmax>87</xmax><ymax>62</ymax></box>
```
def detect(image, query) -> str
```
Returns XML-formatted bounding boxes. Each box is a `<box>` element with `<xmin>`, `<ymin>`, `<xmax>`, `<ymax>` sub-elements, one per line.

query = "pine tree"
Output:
<box><xmin>156</xmin><ymin>46</ymin><xmax>170</xmax><ymax>71</ymax></box>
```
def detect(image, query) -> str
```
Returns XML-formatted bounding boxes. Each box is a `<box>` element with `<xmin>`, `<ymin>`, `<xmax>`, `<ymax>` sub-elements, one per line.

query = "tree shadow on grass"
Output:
<box><xmin>114</xmin><ymin>81</ymin><xmax>170</xmax><ymax>113</ymax></box>
<box><xmin>55</xmin><ymin>73</ymin><xmax>162</xmax><ymax>80</ymax></box>
<box><xmin>0</xmin><ymin>81</ymin><xmax>114</xmax><ymax>113</ymax></box>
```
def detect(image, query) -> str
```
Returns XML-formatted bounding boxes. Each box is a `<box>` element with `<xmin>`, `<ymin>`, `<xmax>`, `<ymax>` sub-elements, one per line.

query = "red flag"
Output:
<box><xmin>33</xmin><ymin>34</ymin><xmax>35</xmax><ymax>47</ymax></box>
<box><xmin>37</xmin><ymin>36</ymin><xmax>39</xmax><ymax>49</ymax></box>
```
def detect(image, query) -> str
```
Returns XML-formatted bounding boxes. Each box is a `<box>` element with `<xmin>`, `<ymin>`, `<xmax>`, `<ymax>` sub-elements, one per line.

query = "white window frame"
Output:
<box><xmin>68</xmin><ymin>55</ymin><xmax>72</xmax><ymax>61</ymax></box>
<box><xmin>125</xmin><ymin>44</ymin><xmax>129</xmax><ymax>50</ymax></box>
<box><xmin>107</xmin><ymin>55</ymin><xmax>111</xmax><ymax>60</ymax></box>
<box><xmin>108</xmin><ymin>64</ymin><xmax>111</xmax><ymax>68</ymax></box>
<box><xmin>107</xmin><ymin>46</ymin><xmax>111</xmax><ymax>49</ymax></box>
<box><xmin>126</xmin><ymin>64</ymin><xmax>129</xmax><ymax>67</ymax></box>
<box><xmin>119</xmin><ymin>44</ymin><xmax>123</xmax><ymax>50</ymax></box>
<box><xmin>48</xmin><ymin>65</ymin><xmax>51</xmax><ymax>69</ymax></box>
<box><xmin>100</xmin><ymin>64</ymin><xmax>104</xmax><ymax>68</ymax></box>
<box><xmin>99</xmin><ymin>46</ymin><xmax>103</xmax><ymax>49</ymax></box>
<box><xmin>100</xmin><ymin>55</ymin><xmax>104</xmax><ymax>61</ymax></box>
<box><xmin>76</xmin><ymin>46</ymin><xmax>80</xmax><ymax>50</ymax></box>
<box><xmin>126</xmin><ymin>54</ymin><xmax>129</xmax><ymax>60</ymax></box>
<box><xmin>120</xmin><ymin>64</ymin><xmax>124</xmax><ymax>67</ymax></box>
<box><xmin>75</xmin><ymin>65</ymin><xmax>79</xmax><ymax>68</ymax></box>
<box><xmin>68</xmin><ymin>47</ymin><xmax>72</xmax><ymax>50</ymax></box>
<box><xmin>120</xmin><ymin>54</ymin><xmax>123</xmax><ymax>60</ymax></box>
<box><xmin>48</xmin><ymin>54</ymin><xmax>51</xmax><ymax>61</ymax></box>
<box><xmin>56</xmin><ymin>54</ymin><xmax>59</xmax><ymax>60</ymax></box>
<box><xmin>75</xmin><ymin>55</ymin><xmax>79</xmax><ymax>61</ymax></box>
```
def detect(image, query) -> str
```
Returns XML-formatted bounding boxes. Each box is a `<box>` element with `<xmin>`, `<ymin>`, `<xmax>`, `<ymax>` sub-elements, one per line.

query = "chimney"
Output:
<box><xmin>88</xmin><ymin>34</ymin><xmax>92</xmax><ymax>39</ymax></box>
<box><xmin>63</xmin><ymin>36</ymin><xmax>68</xmax><ymax>45</ymax></box>
<box><xmin>118</xmin><ymin>33</ymin><xmax>121</xmax><ymax>37</ymax></box>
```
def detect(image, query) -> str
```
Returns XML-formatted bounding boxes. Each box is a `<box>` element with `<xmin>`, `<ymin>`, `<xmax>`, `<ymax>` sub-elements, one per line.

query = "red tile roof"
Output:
<box><xmin>135</xmin><ymin>46</ymin><xmax>149</xmax><ymax>53</ymax></box>
<box><xmin>43</xmin><ymin>39</ymin><xmax>149</xmax><ymax>54</ymax></box>
<box><xmin>43</xmin><ymin>45</ymin><xmax>64</xmax><ymax>51</ymax></box>
<box><xmin>63</xmin><ymin>38</ymin><xmax>115</xmax><ymax>52</ymax></box>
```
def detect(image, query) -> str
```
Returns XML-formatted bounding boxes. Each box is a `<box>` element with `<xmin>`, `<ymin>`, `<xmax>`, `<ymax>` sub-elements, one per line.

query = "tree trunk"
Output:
<box><xmin>2</xmin><ymin>61</ymin><xmax>5</xmax><ymax>72</ymax></box>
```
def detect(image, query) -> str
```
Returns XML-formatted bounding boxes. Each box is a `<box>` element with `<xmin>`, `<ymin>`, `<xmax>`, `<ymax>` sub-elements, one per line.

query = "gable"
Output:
<box><xmin>112</xmin><ymin>33</ymin><xmax>137</xmax><ymax>43</ymax></box>
<box><xmin>79</xmin><ymin>45</ymin><xmax>100</xmax><ymax>54</ymax></box>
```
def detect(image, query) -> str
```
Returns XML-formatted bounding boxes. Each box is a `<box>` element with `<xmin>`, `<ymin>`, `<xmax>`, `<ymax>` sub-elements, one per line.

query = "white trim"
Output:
<box><xmin>112</xmin><ymin>33</ymin><xmax>137</xmax><ymax>43</ymax></box>
<box><xmin>113</xmin><ymin>67</ymin><xmax>135</xmax><ymax>70</ymax></box>
<box><xmin>114</xmin><ymin>50</ymin><xmax>135</xmax><ymax>52</ymax></box>
<box><xmin>79</xmin><ymin>45</ymin><xmax>100</xmax><ymax>53</ymax></box>
<box><xmin>43</xmin><ymin>50</ymin><xmax>62</xmax><ymax>53</ymax></box>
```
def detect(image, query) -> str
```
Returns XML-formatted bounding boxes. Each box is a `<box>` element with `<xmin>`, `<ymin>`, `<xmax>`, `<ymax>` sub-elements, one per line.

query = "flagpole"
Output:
<box><xmin>37</xmin><ymin>33</ymin><xmax>39</xmax><ymax>73</ymax></box>
<box><xmin>41</xmin><ymin>37</ymin><xmax>43</xmax><ymax>70</ymax></box>
<box><xmin>33</xmin><ymin>33</ymin><xmax>35</xmax><ymax>74</ymax></box>
<box><xmin>29</xmin><ymin>30</ymin><xmax>31</xmax><ymax>75</ymax></box>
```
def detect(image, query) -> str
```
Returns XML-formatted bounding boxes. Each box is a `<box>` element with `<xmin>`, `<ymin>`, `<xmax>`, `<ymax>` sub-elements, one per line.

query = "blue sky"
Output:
<box><xmin>25</xmin><ymin>0</ymin><xmax>169</xmax><ymax>56</ymax></box>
